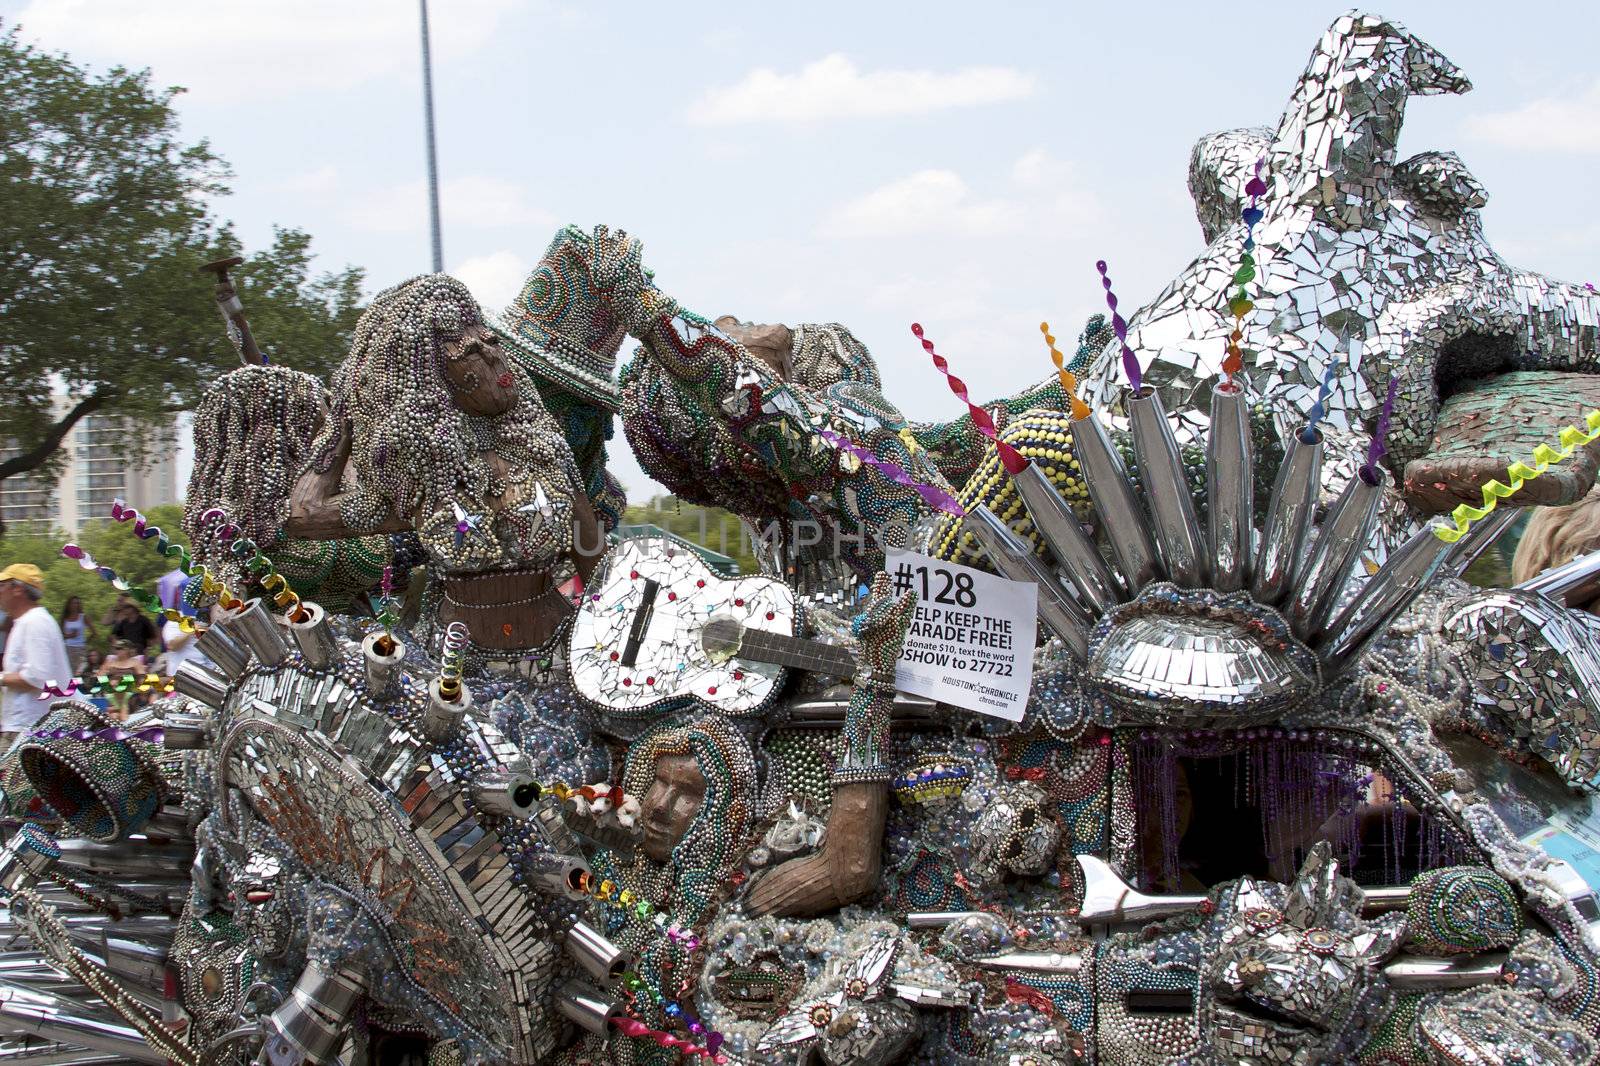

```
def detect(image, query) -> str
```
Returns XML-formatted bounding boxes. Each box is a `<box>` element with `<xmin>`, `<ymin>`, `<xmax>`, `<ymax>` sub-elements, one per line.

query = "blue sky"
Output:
<box><xmin>4</xmin><ymin>0</ymin><xmax>1596</xmax><ymax>499</ymax></box>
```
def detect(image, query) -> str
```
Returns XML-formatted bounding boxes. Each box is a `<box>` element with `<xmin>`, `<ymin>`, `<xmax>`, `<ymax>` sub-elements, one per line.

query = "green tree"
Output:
<box><xmin>0</xmin><ymin>25</ymin><xmax>363</xmax><ymax>526</ymax></box>
<box><xmin>0</xmin><ymin>503</ymin><xmax>192</xmax><ymax>651</ymax></box>
<box><xmin>620</xmin><ymin>496</ymin><xmax>762</xmax><ymax>574</ymax></box>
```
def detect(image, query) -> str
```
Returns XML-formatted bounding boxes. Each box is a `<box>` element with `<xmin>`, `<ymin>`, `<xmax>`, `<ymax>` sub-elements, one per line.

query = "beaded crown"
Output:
<box><xmin>491</xmin><ymin>225</ymin><xmax>626</xmax><ymax>412</ymax></box>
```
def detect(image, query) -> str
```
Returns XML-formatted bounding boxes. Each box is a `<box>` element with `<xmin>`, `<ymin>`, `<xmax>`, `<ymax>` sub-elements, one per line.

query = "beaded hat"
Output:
<box><xmin>490</xmin><ymin>225</ymin><xmax>625</xmax><ymax>412</ymax></box>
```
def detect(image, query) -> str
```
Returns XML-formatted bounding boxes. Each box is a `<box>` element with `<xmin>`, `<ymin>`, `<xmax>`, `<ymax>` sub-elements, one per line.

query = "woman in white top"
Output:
<box><xmin>58</xmin><ymin>595</ymin><xmax>97</xmax><ymax>673</ymax></box>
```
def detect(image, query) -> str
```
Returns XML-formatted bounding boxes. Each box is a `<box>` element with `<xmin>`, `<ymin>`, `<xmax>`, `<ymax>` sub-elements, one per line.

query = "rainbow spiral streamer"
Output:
<box><xmin>1222</xmin><ymin>160</ymin><xmax>1269</xmax><ymax>385</ymax></box>
<box><xmin>60</xmin><ymin>545</ymin><xmax>199</xmax><ymax>632</ymax></box>
<box><xmin>27</xmin><ymin>724</ymin><xmax>166</xmax><ymax>743</ymax></box>
<box><xmin>1094</xmin><ymin>261</ymin><xmax>1142</xmax><ymax>394</ymax></box>
<box><xmin>817</xmin><ymin>430</ymin><xmax>965</xmax><ymax>517</ymax></box>
<box><xmin>198</xmin><ymin>508</ymin><xmax>307</xmax><ymax>620</ymax></box>
<box><xmin>109</xmin><ymin>500</ymin><xmax>241</xmax><ymax>609</ymax></box>
<box><xmin>1040</xmin><ymin>322</ymin><xmax>1092</xmax><ymax>420</ymax></box>
<box><xmin>1434</xmin><ymin>409</ymin><xmax>1600</xmax><ymax>543</ymax></box>
<box><xmin>39</xmin><ymin>674</ymin><xmax>172</xmax><ymax>701</ymax></box>
<box><xmin>1364</xmin><ymin>377</ymin><xmax>1399</xmax><ymax>479</ymax></box>
<box><xmin>913</xmin><ymin>323</ymin><xmax>1027</xmax><ymax>474</ymax></box>
<box><xmin>609</xmin><ymin>1015</ymin><xmax>726</xmax><ymax>1063</ymax></box>
<box><xmin>1304</xmin><ymin>361</ymin><xmax>1339</xmax><ymax>440</ymax></box>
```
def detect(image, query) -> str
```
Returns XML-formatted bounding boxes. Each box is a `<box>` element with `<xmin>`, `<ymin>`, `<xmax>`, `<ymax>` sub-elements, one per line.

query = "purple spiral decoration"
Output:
<box><xmin>817</xmin><ymin>429</ymin><xmax>966</xmax><ymax>517</ymax></box>
<box><xmin>1365</xmin><ymin>377</ymin><xmax>1399</xmax><ymax>476</ymax></box>
<box><xmin>27</xmin><ymin>726</ymin><xmax>165</xmax><ymax>743</ymax></box>
<box><xmin>1096</xmin><ymin>260</ymin><xmax>1141</xmax><ymax>393</ymax></box>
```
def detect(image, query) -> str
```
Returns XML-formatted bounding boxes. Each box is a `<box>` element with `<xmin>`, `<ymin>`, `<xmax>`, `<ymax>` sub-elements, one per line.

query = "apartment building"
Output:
<box><xmin>1</xmin><ymin>408</ymin><xmax>178</xmax><ymax>534</ymax></box>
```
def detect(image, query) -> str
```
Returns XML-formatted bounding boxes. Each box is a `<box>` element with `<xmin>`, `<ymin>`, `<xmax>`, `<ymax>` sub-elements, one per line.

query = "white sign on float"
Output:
<box><xmin>884</xmin><ymin>549</ymin><xmax>1037</xmax><ymax>722</ymax></box>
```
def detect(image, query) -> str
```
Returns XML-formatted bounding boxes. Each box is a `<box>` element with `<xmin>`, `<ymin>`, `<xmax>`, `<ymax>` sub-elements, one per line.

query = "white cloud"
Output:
<box><xmin>687</xmin><ymin>54</ymin><xmax>1035</xmax><ymax>125</ymax></box>
<box><xmin>1011</xmin><ymin>148</ymin><xmax>1106</xmax><ymax>226</ymax></box>
<box><xmin>12</xmin><ymin>0</ymin><xmax>521</xmax><ymax>103</ymax></box>
<box><xmin>452</xmin><ymin>250</ymin><xmax>531</xmax><ymax>312</ymax></box>
<box><xmin>822</xmin><ymin>170</ymin><xmax>1020</xmax><ymax>238</ymax></box>
<box><xmin>1463</xmin><ymin>81</ymin><xmax>1600</xmax><ymax>154</ymax></box>
<box><xmin>343</xmin><ymin>176</ymin><xmax>555</xmax><ymax>234</ymax></box>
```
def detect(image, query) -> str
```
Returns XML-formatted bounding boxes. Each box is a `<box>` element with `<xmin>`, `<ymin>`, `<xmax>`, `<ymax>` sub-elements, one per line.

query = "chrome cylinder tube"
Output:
<box><xmin>564</xmin><ymin>920</ymin><xmax>634</xmax><ymax>986</ymax></box>
<box><xmin>525</xmin><ymin>853</ymin><xmax>593</xmax><ymax>901</ymax></box>
<box><xmin>227</xmin><ymin>599</ymin><xmax>289</xmax><ymax>667</ymax></box>
<box><xmin>1129</xmin><ymin>388</ymin><xmax>1207</xmax><ymax>589</ymax></box>
<box><xmin>1073</xmin><ymin>413</ymin><xmax>1161</xmax><ymax>592</ymax></box>
<box><xmin>1206</xmin><ymin>383</ymin><xmax>1255</xmax><ymax>593</ymax></box>
<box><xmin>1251</xmin><ymin>428</ymin><xmax>1325</xmax><ymax>607</ymax></box>
<box><xmin>1441</xmin><ymin>506</ymin><xmax>1522</xmax><ymax>578</ymax></box>
<box><xmin>1289</xmin><ymin>466</ymin><xmax>1385</xmax><ymax>640</ymax></box>
<box><xmin>905</xmin><ymin>911</ymin><xmax>984</xmax><ymax>929</ymax></box>
<box><xmin>0</xmin><ymin>825</ymin><xmax>58</xmax><ymax>893</ymax></box>
<box><xmin>195</xmin><ymin>626</ymin><xmax>250</xmax><ymax>679</ymax></box>
<box><xmin>288</xmin><ymin>602</ymin><xmax>341</xmax><ymax>671</ymax></box>
<box><xmin>1517</xmin><ymin>545</ymin><xmax>1600</xmax><ymax>606</ymax></box>
<box><xmin>965</xmin><ymin>506</ymin><xmax>1090</xmax><ymax>658</ymax></box>
<box><xmin>555</xmin><ymin>980</ymin><xmax>620</xmax><ymax>1036</ymax></box>
<box><xmin>170</xmin><ymin>662</ymin><xmax>230</xmax><ymax>711</ymax></box>
<box><xmin>160</xmin><ymin>710</ymin><xmax>211</xmax><ymax>751</ymax></box>
<box><xmin>1011</xmin><ymin>461</ymin><xmax>1124</xmax><ymax>612</ymax></box>
<box><xmin>361</xmin><ymin>632</ymin><xmax>406</xmax><ymax>703</ymax></box>
<box><xmin>0</xmin><ymin>982</ymin><xmax>166</xmax><ymax>1065</ymax></box>
<box><xmin>1319</xmin><ymin>520</ymin><xmax>1458</xmax><ymax>666</ymax></box>
<box><xmin>264</xmin><ymin>964</ymin><xmax>366</xmax><ymax>1066</ymax></box>
<box><xmin>470</xmin><ymin>770</ymin><xmax>539</xmax><ymax>819</ymax></box>
<box><xmin>421</xmin><ymin>677</ymin><xmax>467</xmax><ymax>744</ymax></box>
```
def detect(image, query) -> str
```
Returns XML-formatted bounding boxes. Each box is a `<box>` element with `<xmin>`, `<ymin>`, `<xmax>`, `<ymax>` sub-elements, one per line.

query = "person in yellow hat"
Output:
<box><xmin>0</xmin><ymin>563</ymin><xmax>72</xmax><ymax>749</ymax></box>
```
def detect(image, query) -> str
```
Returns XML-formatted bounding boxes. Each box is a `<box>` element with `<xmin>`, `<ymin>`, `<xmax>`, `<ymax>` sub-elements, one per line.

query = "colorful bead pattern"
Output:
<box><xmin>1404</xmin><ymin>866</ymin><xmax>1522</xmax><ymax>956</ymax></box>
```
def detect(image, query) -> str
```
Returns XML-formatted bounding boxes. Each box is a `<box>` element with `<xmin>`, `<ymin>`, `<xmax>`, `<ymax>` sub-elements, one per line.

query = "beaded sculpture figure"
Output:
<box><xmin>305</xmin><ymin>274</ymin><xmax>585</xmax><ymax>577</ymax></box>
<box><xmin>183</xmin><ymin>366</ymin><xmax>399</xmax><ymax>611</ymax></box>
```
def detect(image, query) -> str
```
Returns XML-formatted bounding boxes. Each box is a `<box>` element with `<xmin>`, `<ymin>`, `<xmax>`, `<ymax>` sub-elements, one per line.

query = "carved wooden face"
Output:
<box><xmin>639</xmin><ymin>753</ymin><xmax>706</xmax><ymax>863</ymax></box>
<box><xmin>443</xmin><ymin>325</ymin><xmax>517</xmax><ymax>417</ymax></box>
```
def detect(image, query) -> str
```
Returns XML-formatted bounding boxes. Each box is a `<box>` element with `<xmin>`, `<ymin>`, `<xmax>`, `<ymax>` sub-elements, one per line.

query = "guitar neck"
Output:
<box><xmin>734</xmin><ymin>629</ymin><xmax>858</xmax><ymax>677</ymax></box>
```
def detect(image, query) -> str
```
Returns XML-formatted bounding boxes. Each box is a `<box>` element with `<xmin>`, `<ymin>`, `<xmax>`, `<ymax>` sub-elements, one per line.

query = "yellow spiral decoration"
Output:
<box><xmin>1040</xmin><ymin>322</ymin><xmax>1091</xmax><ymax>421</ymax></box>
<box><xmin>1434</xmin><ymin>409</ymin><xmax>1600</xmax><ymax>543</ymax></box>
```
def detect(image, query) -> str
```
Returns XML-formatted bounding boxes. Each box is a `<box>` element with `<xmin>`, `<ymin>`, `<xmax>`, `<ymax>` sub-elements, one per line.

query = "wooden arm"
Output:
<box><xmin>283</xmin><ymin>422</ymin><xmax>409</xmax><ymax>540</ymax></box>
<box><xmin>745</xmin><ymin>782</ymin><xmax>888</xmax><ymax>918</ymax></box>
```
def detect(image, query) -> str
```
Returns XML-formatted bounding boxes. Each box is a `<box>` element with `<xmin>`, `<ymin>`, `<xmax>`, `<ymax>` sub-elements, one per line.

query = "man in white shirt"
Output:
<box><xmin>0</xmin><ymin>564</ymin><xmax>72</xmax><ymax>749</ymax></box>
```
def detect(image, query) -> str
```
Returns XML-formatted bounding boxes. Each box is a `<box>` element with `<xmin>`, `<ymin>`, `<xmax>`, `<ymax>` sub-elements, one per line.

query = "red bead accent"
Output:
<box><xmin>707</xmin><ymin>686</ymin><xmax>718</xmax><ymax>695</ymax></box>
<box><xmin>630</xmin><ymin>570</ymin><xmax>639</xmax><ymax>579</ymax></box>
<box><xmin>734</xmin><ymin>599</ymin><xmax>744</xmax><ymax>607</ymax></box>
<box><xmin>765</xmin><ymin>611</ymin><xmax>775</xmax><ymax>620</ymax></box>
<box><xmin>610</xmin><ymin>651</ymin><xmax>619</xmax><ymax>661</ymax></box>
<box><xmin>623</xmin><ymin>678</ymin><xmax>632</xmax><ymax>686</ymax></box>
<box><xmin>732</xmin><ymin>671</ymin><xmax>744</xmax><ymax>680</ymax></box>
<box><xmin>696</xmin><ymin>579</ymin><xmax>705</xmax><ymax>588</ymax></box>
<box><xmin>646</xmin><ymin>676</ymin><xmax>656</xmax><ymax>685</ymax></box>
<box><xmin>667</xmin><ymin>591</ymin><xmax>677</xmax><ymax>601</ymax></box>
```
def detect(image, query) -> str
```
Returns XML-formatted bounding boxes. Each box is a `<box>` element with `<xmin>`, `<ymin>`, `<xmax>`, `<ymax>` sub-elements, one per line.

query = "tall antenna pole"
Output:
<box><xmin>419</xmin><ymin>0</ymin><xmax>444</xmax><ymax>272</ymax></box>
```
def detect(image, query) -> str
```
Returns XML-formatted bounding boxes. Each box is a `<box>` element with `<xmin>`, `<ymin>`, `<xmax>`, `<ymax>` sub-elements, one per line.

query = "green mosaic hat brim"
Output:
<box><xmin>489</xmin><ymin>311</ymin><xmax>620</xmax><ymax>413</ymax></box>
